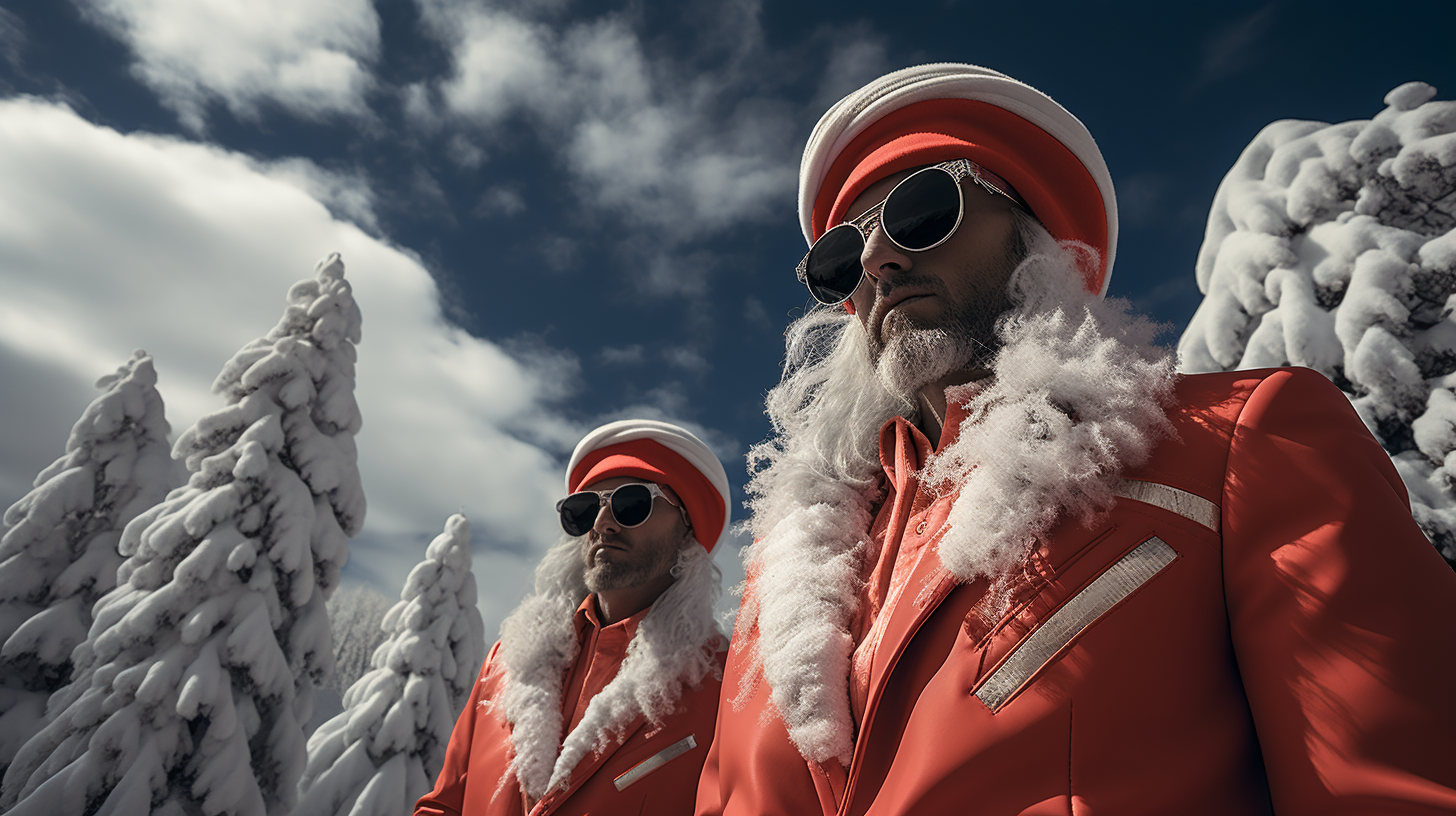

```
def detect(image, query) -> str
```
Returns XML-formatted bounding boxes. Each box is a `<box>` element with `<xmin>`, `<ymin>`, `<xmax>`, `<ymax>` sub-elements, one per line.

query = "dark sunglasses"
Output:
<box><xmin>795</xmin><ymin>158</ymin><xmax>1024</xmax><ymax>305</ymax></box>
<box><xmin>557</xmin><ymin>482</ymin><xmax>680</xmax><ymax>537</ymax></box>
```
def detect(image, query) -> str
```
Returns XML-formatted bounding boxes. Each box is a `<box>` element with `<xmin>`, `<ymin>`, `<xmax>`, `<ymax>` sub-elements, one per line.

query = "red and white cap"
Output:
<box><xmin>800</xmin><ymin>63</ymin><xmax>1118</xmax><ymax>297</ymax></box>
<box><xmin>565</xmin><ymin>419</ymin><xmax>731</xmax><ymax>552</ymax></box>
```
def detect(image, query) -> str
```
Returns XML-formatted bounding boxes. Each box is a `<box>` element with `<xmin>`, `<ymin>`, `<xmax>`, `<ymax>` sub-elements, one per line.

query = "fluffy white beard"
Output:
<box><xmin>873</xmin><ymin>323</ymin><xmax>980</xmax><ymax>400</ymax></box>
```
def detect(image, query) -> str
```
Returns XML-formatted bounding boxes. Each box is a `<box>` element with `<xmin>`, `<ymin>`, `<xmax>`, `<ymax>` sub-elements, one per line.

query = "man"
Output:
<box><xmin>697</xmin><ymin>63</ymin><xmax>1456</xmax><ymax>815</ymax></box>
<box><xmin>417</xmin><ymin>419</ymin><xmax>729</xmax><ymax>816</ymax></box>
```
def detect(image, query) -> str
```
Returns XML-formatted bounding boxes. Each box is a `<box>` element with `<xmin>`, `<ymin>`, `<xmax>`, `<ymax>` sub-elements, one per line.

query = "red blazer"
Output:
<box><xmin>697</xmin><ymin>368</ymin><xmax>1456</xmax><ymax>816</ymax></box>
<box><xmin>417</xmin><ymin>640</ymin><xmax>723</xmax><ymax>816</ymax></box>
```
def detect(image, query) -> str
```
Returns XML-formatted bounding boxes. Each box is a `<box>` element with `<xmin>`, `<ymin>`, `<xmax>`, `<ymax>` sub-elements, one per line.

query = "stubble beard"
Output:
<box><xmin>582</xmin><ymin>537</ymin><xmax>680</xmax><ymax>593</ymax></box>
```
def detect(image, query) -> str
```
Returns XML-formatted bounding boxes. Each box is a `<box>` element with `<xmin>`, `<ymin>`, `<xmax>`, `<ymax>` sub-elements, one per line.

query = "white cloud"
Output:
<box><xmin>808</xmin><ymin>31</ymin><xmax>890</xmax><ymax>117</ymax></box>
<box><xmin>743</xmin><ymin>296</ymin><xmax>772</xmax><ymax>331</ymax></box>
<box><xmin>0</xmin><ymin>97</ymin><xmax>582</xmax><ymax>626</ymax></box>
<box><xmin>256</xmin><ymin>157</ymin><xmax>380</xmax><ymax>231</ymax></box>
<box><xmin>0</xmin><ymin>7</ymin><xmax>24</xmax><ymax>72</ymax></box>
<box><xmin>417</xmin><ymin>1</ymin><xmax>797</xmax><ymax>245</ymax></box>
<box><xmin>435</xmin><ymin>8</ymin><xmax>558</xmax><ymax>124</ymax></box>
<box><xmin>1196</xmin><ymin>5</ymin><xmax>1276</xmax><ymax>87</ymax></box>
<box><xmin>78</xmin><ymin>0</ymin><xmax>381</xmax><ymax>130</ymax></box>
<box><xmin>474</xmin><ymin>184</ymin><xmax>525</xmax><ymax>218</ymax></box>
<box><xmin>597</xmin><ymin>344</ymin><xmax>645</xmax><ymax>366</ymax></box>
<box><xmin>662</xmin><ymin>346</ymin><xmax>710</xmax><ymax>374</ymax></box>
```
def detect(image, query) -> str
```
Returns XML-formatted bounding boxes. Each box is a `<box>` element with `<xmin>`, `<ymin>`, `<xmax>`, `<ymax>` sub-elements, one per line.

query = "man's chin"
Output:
<box><xmin>873</xmin><ymin>327</ymin><xmax>980</xmax><ymax>400</ymax></box>
<box><xmin>585</xmin><ymin>562</ymin><xmax>639</xmax><ymax>593</ymax></box>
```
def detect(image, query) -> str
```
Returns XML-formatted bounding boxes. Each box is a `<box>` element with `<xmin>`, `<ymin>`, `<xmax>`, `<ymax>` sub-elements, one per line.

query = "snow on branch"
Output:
<box><xmin>0</xmin><ymin>352</ymin><xmax>179</xmax><ymax>779</ymax></box>
<box><xmin>1</xmin><ymin>254</ymin><xmax>365</xmax><ymax>816</ymax></box>
<box><xmin>293</xmin><ymin>514</ymin><xmax>484</xmax><ymax>816</ymax></box>
<box><xmin>1179</xmin><ymin>82</ymin><xmax>1456</xmax><ymax>565</ymax></box>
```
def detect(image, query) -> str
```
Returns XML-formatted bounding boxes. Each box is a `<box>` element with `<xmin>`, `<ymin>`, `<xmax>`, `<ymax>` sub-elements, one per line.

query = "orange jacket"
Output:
<box><xmin>697</xmin><ymin>368</ymin><xmax>1456</xmax><ymax>816</ymax></box>
<box><xmin>417</xmin><ymin>600</ymin><xmax>723</xmax><ymax>816</ymax></box>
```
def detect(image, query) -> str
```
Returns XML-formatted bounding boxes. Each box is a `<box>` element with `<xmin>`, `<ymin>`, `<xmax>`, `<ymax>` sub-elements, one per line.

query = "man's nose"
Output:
<box><xmin>860</xmin><ymin>226</ymin><xmax>913</xmax><ymax>285</ymax></box>
<box><xmin>591</xmin><ymin>501</ymin><xmax>620</xmax><ymax>536</ymax></box>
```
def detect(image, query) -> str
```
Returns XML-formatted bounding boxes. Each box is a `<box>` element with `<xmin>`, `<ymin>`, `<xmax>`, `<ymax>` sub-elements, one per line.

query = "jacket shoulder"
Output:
<box><xmin>1131</xmin><ymin>366</ymin><xmax>1342</xmax><ymax>499</ymax></box>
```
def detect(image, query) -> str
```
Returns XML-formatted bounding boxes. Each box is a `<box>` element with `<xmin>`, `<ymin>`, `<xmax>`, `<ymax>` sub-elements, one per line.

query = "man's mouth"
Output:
<box><xmin>590</xmin><ymin>541</ymin><xmax>627</xmax><ymax>559</ymax></box>
<box><xmin>875</xmin><ymin>289</ymin><xmax>934</xmax><ymax>336</ymax></box>
<box><xmin>889</xmin><ymin>293</ymin><xmax>931</xmax><ymax>311</ymax></box>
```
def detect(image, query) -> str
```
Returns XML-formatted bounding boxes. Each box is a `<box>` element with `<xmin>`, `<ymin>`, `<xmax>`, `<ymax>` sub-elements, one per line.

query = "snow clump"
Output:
<box><xmin>1179</xmin><ymin>82</ymin><xmax>1456</xmax><ymax>566</ymax></box>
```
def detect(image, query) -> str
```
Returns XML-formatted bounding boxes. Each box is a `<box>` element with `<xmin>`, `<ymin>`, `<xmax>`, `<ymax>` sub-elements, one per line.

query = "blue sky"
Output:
<box><xmin>1</xmin><ymin>0</ymin><xmax>1452</xmax><ymax>629</ymax></box>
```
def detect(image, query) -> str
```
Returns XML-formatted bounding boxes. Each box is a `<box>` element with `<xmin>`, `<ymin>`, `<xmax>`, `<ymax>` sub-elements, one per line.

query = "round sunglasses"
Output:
<box><xmin>557</xmin><ymin>482</ymin><xmax>680</xmax><ymax>537</ymax></box>
<box><xmin>795</xmin><ymin>159</ymin><xmax>1024</xmax><ymax>306</ymax></box>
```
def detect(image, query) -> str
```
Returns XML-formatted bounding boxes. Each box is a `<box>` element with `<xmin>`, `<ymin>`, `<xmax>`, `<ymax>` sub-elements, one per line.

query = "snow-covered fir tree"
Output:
<box><xmin>293</xmin><ymin>514</ymin><xmax>484</xmax><ymax>816</ymax></box>
<box><xmin>1</xmin><ymin>254</ymin><xmax>365</xmax><ymax>816</ymax></box>
<box><xmin>1179</xmin><ymin>82</ymin><xmax>1456</xmax><ymax>567</ymax></box>
<box><xmin>0</xmin><ymin>352</ymin><xmax>179</xmax><ymax>778</ymax></box>
<box><xmin>324</xmin><ymin>583</ymin><xmax>394</xmax><ymax>699</ymax></box>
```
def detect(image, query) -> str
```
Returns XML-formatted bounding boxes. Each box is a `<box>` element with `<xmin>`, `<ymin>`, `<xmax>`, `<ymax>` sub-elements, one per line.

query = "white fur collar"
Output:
<box><xmin>494</xmin><ymin>542</ymin><xmax>723</xmax><ymax>800</ymax></box>
<box><xmin>736</xmin><ymin>299</ymin><xmax>1177</xmax><ymax>765</ymax></box>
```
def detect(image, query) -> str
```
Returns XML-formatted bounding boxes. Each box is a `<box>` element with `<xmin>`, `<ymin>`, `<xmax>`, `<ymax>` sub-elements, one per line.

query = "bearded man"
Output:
<box><xmin>416</xmin><ymin>419</ymin><xmax>729</xmax><ymax>816</ymax></box>
<box><xmin>696</xmin><ymin>64</ymin><xmax>1456</xmax><ymax>816</ymax></box>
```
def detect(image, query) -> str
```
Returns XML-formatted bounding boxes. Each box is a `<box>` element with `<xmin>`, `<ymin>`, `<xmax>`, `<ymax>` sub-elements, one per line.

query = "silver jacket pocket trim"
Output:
<box><xmin>974</xmin><ymin>536</ymin><xmax>1179</xmax><ymax>712</ymax></box>
<box><xmin>1114</xmin><ymin>479</ymin><xmax>1220</xmax><ymax>533</ymax></box>
<box><xmin>613</xmin><ymin>734</ymin><xmax>698</xmax><ymax>791</ymax></box>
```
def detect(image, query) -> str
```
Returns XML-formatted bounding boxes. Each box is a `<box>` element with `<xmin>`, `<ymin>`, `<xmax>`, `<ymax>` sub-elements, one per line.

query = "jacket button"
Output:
<box><xmin>915</xmin><ymin>521</ymin><xmax>928</xmax><ymax>535</ymax></box>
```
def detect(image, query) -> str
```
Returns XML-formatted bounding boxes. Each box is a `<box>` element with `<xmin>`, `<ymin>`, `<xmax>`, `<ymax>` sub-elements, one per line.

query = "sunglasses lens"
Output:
<box><xmin>559</xmin><ymin>493</ymin><xmax>601</xmax><ymax>536</ymax></box>
<box><xmin>883</xmin><ymin>168</ymin><xmax>962</xmax><ymax>251</ymax></box>
<box><xmin>609</xmin><ymin>484</ymin><xmax>656</xmax><ymax>528</ymax></box>
<box><xmin>804</xmin><ymin>224</ymin><xmax>866</xmax><ymax>304</ymax></box>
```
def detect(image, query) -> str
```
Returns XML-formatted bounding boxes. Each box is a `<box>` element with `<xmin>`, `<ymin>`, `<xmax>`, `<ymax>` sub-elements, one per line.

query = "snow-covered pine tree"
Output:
<box><xmin>293</xmin><ymin>514</ymin><xmax>484</xmax><ymax>816</ymax></box>
<box><xmin>1</xmin><ymin>253</ymin><xmax>365</xmax><ymax>816</ymax></box>
<box><xmin>0</xmin><ymin>352</ymin><xmax>179</xmax><ymax>778</ymax></box>
<box><xmin>324</xmin><ymin>583</ymin><xmax>394</xmax><ymax>699</ymax></box>
<box><xmin>1179</xmin><ymin>82</ymin><xmax>1456</xmax><ymax>567</ymax></box>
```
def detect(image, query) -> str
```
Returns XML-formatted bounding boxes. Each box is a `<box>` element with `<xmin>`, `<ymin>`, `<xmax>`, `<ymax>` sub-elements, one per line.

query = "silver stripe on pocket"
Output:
<box><xmin>974</xmin><ymin>536</ymin><xmax>1178</xmax><ymax>712</ymax></box>
<box><xmin>613</xmin><ymin>734</ymin><xmax>698</xmax><ymax>791</ymax></box>
<box><xmin>1114</xmin><ymin>479</ymin><xmax>1220</xmax><ymax>533</ymax></box>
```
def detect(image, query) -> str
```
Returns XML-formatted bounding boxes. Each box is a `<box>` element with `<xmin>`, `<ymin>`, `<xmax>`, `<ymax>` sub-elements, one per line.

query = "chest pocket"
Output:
<box><xmin>968</xmin><ymin>479</ymin><xmax>1217</xmax><ymax>712</ymax></box>
<box><xmin>972</xmin><ymin>536</ymin><xmax>1178</xmax><ymax>712</ymax></box>
<box><xmin>612</xmin><ymin>734</ymin><xmax>698</xmax><ymax>791</ymax></box>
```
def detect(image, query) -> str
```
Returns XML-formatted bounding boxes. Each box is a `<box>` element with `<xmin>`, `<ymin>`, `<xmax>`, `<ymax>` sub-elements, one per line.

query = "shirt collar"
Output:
<box><xmin>877</xmin><ymin>379</ymin><xmax>988</xmax><ymax>484</ymax></box>
<box><xmin>572</xmin><ymin>593</ymin><xmax>652</xmax><ymax>640</ymax></box>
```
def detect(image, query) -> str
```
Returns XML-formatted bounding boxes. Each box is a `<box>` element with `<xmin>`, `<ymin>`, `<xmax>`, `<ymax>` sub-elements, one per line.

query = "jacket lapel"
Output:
<box><xmin>529</xmin><ymin>714</ymin><xmax>648</xmax><ymax>815</ymax></box>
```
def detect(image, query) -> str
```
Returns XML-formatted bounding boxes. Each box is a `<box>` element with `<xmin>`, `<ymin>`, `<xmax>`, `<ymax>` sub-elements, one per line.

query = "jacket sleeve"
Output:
<box><xmin>414</xmin><ymin>641</ymin><xmax>502</xmax><ymax>816</ymax></box>
<box><xmin>1222</xmin><ymin>367</ymin><xmax>1456</xmax><ymax>812</ymax></box>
